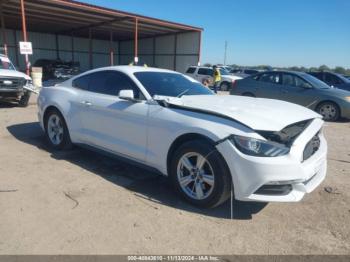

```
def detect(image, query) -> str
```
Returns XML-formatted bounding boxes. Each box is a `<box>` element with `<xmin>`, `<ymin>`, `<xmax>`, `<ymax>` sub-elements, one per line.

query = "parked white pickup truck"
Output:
<box><xmin>185</xmin><ymin>66</ymin><xmax>242</xmax><ymax>91</ymax></box>
<box><xmin>0</xmin><ymin>54</ymin><xmax>34</xmax><ymax>107</ymax></box>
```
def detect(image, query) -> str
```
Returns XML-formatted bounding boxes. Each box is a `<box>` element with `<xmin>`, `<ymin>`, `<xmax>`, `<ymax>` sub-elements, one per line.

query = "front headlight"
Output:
<box><xmin>26</xmin><ymin>79</ymin><xmax>33</xmax><ymax>86</ymax></box>
<box><xmin>230</xmin><ymin>135</ymin><xmax>290</xmax><ymax>157</ymax></box>
<box><xmin>345</xmin><ymin>96</ymin><xmax>350</xmax><ymax>102</ymax></box>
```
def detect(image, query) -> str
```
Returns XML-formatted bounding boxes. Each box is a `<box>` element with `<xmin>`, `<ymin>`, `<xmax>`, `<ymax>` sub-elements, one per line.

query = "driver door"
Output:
<box><xmin>280</xmin><ymin>73</ymin><xmax>318</xmax><ymax>108</ymax></box>
<box><xmin>78</xmin><ymin>70</ymin><xmax>149</xmax><ymax>162</ymax></box>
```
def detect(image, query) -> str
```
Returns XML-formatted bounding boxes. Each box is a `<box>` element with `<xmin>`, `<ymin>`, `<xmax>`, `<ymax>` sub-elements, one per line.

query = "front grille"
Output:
<box><xmin>303</xmin><ymin>134</ymin><xmax>320</xmax><ymax>161</ymax></box>
<box><xmin>0</xmin><ymin>77</ymin><xmax>25</xmax><ymax>89</ymax></box>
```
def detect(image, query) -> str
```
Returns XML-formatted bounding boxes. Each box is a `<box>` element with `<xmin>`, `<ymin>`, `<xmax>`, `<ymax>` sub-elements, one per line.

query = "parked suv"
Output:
<box><xmin>185</xmin><ymin>66</ymin><xmax>241</xmax><ymax>91</ymax></box>
<box><xmin>308</xmin><ymin>71</ymin><xmax>350</xmax><ymax>91</ymax></box>
<box><xmin>0</xmin><ymin>54</ymin><xmax>33</xmax><ymax>107</ymax></box>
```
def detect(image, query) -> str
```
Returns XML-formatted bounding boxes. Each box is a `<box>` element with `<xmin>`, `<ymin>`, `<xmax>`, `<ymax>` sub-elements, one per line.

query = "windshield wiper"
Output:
<box><xmin>177</xmin><ymin>89</ymin><xmax>189</xmax><ymax>97</ymax></box>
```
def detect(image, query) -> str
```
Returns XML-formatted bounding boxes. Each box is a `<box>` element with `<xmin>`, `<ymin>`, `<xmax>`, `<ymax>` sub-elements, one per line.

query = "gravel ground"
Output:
<box><xmin>0</xmin><ymin>94</ymin><xmax>349</xmax><ymax>254</ymax></box>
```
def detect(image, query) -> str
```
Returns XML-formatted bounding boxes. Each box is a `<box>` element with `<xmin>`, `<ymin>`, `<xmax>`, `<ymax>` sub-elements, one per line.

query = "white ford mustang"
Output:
<box><xmin>37</xmin><ymin>66</ymin><xmax>327</xmax><ymax>208</ymax></box>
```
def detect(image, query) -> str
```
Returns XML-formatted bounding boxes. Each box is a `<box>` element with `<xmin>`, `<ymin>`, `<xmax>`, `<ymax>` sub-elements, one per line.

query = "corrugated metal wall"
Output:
<box><xmin>118</xmin><ymin>31</ymin><xmax>200</xmax><ymax>73</ymax></box>
<box><xmin>1</xmin><ymin>29</ymin><xmax>200</xmax><ymax>73</ymax></box>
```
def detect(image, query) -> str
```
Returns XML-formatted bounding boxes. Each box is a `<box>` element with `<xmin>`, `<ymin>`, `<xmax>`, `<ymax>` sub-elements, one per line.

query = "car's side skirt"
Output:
<box><xmin>75</xmin><ymin>143</ymin><xmax>166</xmax><ymax>177</ymax></box>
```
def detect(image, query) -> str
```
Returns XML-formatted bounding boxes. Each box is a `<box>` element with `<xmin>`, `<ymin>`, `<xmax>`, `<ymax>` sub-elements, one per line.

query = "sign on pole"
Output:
<box><xmin>19</xmin><ymin>41</ymin><xmax>33</xmax><ymax>55</ymax></box>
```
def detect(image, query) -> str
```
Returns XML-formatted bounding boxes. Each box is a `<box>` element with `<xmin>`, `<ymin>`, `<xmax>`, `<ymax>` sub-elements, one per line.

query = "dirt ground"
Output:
<box><xmin>0</xmin><ymin>94</ymin><xmax>349</xmax><ymax>255</ymax></box>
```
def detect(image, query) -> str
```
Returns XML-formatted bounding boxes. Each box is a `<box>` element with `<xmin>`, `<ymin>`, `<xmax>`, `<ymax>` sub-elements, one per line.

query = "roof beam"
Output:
<box><xmin>57</xmin><ymin>16</ymin><xmax>133</xmax><ymax>34</ymax></box>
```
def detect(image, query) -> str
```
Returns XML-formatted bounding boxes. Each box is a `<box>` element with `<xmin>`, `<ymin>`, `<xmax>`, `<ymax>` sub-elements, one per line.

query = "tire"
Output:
<box><xmin>316</xmin><ymin>101</ymin><xmax>340</xmax><ymax>121</ymax></box>
<box><xmin>242</xmin><ymin>92</ymin><xmax>255</xmax><ymax>97</ymax></box>
<box><xmin>169</xmin><ymin>140</ymin><xmax>232</xmax><ymax>208</ymax></box>
<box><xmin>220</xmin><ymin>82</ymin><xmax>230</xmax><ymax>91</ymax></box>
<box><xmin>18</xmin><ymin>91</ymin><xmax>31</xmax><ymax>107</ymax></box>
<box><xmin>44</xmin><ymin>108</ymin><xmax>72</xmax><ymax>150</ymax></box>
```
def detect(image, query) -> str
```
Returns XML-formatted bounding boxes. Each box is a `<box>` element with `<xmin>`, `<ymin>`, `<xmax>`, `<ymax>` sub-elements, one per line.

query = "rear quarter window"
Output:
<box><xmin>72</xmin><ymin>74</ymin><xmax>90</xmax><ymax>90</ymax></box>
<box><xmin>186</xmin><ymin>67</ymin><xmax>196</xmax><ymax>74</ymax></box>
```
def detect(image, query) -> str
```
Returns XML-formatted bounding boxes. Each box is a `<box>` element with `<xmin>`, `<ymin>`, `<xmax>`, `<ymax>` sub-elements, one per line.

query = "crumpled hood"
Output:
<box><xmin>160</xmin><ymin>95</ymin><xmax>321</xmax><ymax>131</ymax></box>
<box><xmin>0</xmin><ymin>69</ymin><xmax>31</xmax><ymax>80</ymax></box>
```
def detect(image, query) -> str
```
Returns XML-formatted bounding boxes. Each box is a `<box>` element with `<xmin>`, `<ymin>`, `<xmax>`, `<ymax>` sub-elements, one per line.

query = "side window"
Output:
<box><xmin>198</xmin><ymin>68</ymin><xmax>208</xmax><ymax>75</ymax></box>
<box><xmin>72</xmin><ymin>74</ymin><xmax>90</xmax><ymax>90</ymax></box>
<box><xmin>295</xmin><ymin>76</ymin><xmax>312</xmax><ymax>88</ymax></box>
<box><xmin>259</xmin><ymin>73</ymin><xmax>280</xmax><ymax>85</ymax></box>
<box><xmin>88</xmin><ymin>71</ymin><xmax>144</xmax><ymax>100</ymax></box>
<box><xmin>186</xmin><ymin>67</ymin><xmax>196</xmax><ymax>74</ymax></box>
<box><xmin>282</xmin><ymin>74</ymin><xmax>295</xmax><ymax>86</ymax></box>
<box><xmin>325</xmin><ymin>73</ymin><xmax>343</xmax><ymax>85</ymax></box>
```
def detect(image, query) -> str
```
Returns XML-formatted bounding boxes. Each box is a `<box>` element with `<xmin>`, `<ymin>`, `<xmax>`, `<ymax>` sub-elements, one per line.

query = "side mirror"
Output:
<box><xmin>119</xmin><ymin>89</ymin><xmax>134</xmax><ymax>101</ymax></box>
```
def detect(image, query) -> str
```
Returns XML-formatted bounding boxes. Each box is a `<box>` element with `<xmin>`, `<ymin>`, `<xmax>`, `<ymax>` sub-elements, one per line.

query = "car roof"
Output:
<box><xmin>257</xmin><ymin>70</ymin><xmax>307</xmax><ymax>76</ymax></box>
<box><xmin>75</xmin><ymin>65</ymin><xmax>179</xmax><ymax>77</ymax></box>
<box><xmin>187</xmin><ymin>66</ymin><xmax>211</xmax><ymax>69</ymax></box>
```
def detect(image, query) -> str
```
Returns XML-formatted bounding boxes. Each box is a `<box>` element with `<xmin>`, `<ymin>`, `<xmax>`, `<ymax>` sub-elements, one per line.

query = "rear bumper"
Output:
<box><xmin>216</xmin><ymin>118</ymin><xmax>327</xmax><ymax>202</ymax></box>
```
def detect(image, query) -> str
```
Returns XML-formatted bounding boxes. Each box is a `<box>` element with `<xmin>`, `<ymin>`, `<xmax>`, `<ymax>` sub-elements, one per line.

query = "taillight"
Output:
<box><xmin>232</xmin><ymin>80</ymin><xmax>237</xmax><ymax>88</ymax></box>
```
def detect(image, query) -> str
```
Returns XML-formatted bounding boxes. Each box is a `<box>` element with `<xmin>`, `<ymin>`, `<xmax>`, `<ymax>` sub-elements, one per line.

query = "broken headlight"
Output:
<box><xmin>230</xmin><ymin>135</ymin><xmax>290</xmax><ymax>157</ymax></box>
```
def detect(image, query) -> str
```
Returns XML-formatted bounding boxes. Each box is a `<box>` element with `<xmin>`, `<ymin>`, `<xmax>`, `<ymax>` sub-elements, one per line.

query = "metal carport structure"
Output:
<box><xmin>0</xmin><ymin>0</ymin><xmax>203</xmax><ymax>74</ymax></box>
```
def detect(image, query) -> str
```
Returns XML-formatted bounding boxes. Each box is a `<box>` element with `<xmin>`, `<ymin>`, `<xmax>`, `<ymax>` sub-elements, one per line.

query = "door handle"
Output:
<box><xmin>81</xmin><ymin>101</ymin><xmax>92</xmax><ymax>106</ymax></box>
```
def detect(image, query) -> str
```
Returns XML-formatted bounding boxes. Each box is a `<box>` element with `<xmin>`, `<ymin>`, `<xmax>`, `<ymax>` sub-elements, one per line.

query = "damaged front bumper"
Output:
<box><xmin>216</xmin><ymin>118</ymin><xmax>327</xmax><ymax>202</ymax></box>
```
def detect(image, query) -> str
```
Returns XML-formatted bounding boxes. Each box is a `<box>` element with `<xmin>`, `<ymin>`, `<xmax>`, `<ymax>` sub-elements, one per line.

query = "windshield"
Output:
<box><xmin>219</xmin><ymin>68</ymin><xmax>230</xmax><ymax>75</ymax></box>
<box><xmin>134</xmin><ymin>72</ymin><xmax>213</xmax><ymax>97</ymax></box>
<box><xmin>300</xmin><ymin>73</ymin><xmax>331</xmax><ymax>89</ymax></box>
<box><xmin>0</xmin><ymin>56</ymin><xmax>15</xmax><ymax>70</ymax></box>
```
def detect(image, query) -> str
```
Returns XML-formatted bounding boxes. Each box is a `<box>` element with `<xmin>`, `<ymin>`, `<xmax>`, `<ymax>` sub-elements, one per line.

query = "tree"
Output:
<box><xmin>318</xmin><ymin>65</ymin><xmax>330</xmax><ymax>71</ymax></box>
<box><xmin>334</xmin><ymin>66</ymin><xmax>346</xmax><ymax>75</ymax></box>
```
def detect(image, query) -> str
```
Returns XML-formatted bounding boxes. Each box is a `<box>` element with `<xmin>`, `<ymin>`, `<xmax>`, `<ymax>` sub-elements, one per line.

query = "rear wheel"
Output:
<box><xmin>220</xmin><ymin>82</ymin><xmax>230</xmax><ymax>91</ymax></box>
<box><xmin>316</xmin><ymin>102</ymin><xmax>340</xmax><ymax>121</ymax></box>
<box><xmin>44</xmin><ymin>109</ymin><xmax>72</xmax><ymax>150</ymax></box>
<box><xmin>170</xmin><ymin>140</ymin><xmax>231</xmax><ymax>208</ymax></box>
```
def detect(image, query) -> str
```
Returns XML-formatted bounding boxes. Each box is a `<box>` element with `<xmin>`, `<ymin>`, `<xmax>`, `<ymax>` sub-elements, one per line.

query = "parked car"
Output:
<box><xmin>185</xmin><ymin>66</ymin><xmax>241</xmax><ymax>91</ymax></box>
<box><xmin>38</xmin><ymin>66</ymin><xmax>327</xmax><ymax>208</ymax></box>
<box><xmin>217</xmin><ymin>65</ymin><xmax>233</xmax><ymax>72</ymax></box>
<box><xmin>230</xmin><ymin>68</ymin><xmax>261</xmax><ymax>78</ymax></box>
<box><xmin>230</xmin><ymin>70</ymin><xmax>350</xmax><ymax>121</ymax></box>
<box><xmin>308</xmin><ymin>71</ymin><xmax>350</xmax><ymax>91</ymax></box>
<box><xmin>33</xmin><ymin>59</ymin><xmax>80</xmax><ymax>81</ymax></box>
<box><xmin>0</xmin><ymin>54</ymin><xmax>33</xmax><ymax>107</ymax></box>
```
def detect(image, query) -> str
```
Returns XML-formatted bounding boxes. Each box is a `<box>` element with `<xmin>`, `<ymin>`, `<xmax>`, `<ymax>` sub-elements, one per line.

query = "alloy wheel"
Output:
<box><xmin>319</xmin><ymin>103</ymin><xmax>337</xmax><ymax>121</ymax></box>
<box><xmin>176</xmin><ymin>152</ymin><xmax>215</xmax><ymax>200</ymax></box>
<box><xmin>47</xmin><ymin>114</ymin><xmax>64</xmax><ymax>145</ymax></box>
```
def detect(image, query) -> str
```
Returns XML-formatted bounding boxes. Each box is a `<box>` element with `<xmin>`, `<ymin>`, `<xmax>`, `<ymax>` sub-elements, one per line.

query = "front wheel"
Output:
<box><xmin>316</xmin><ymin>102</ymin><xmax>340</xmax><ymax>121</ymax></box>
<box><xmin>44</xmin><ymin>109</ymin><xmax>72</xmax><ymax>150</ymax></box>
<box><xmin>18</xmin><ymin>91</ymin><xmax>31</xmax><ymax>107</ymax></box>
<box><xmin>170</xmin><ymin>140</ymin><xmax>232</xmax><ymax>208</ymax></box>
<box><xmin>220</xmin><ymin>82</ymin><xmax>230</xmax><ymax>91</ymax></box>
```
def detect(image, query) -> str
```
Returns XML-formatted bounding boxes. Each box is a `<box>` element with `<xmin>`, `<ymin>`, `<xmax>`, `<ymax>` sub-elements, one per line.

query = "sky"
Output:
<box><xmin>82</xmin><ymin>0</ymin><xmax>350</xmax><ymax>68</ymax></box>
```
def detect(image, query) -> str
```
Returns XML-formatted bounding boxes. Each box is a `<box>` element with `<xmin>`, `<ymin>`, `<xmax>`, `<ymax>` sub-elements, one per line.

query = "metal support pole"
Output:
<box><xmin>110</xmin><ymin>31</ymin><xmax>114</xmax><ymax>66</ymax></box>
<box><xmin>134</xmin><ymin>17</ymin><xmax>138</xmax><ymax>64</ymax></box>
<box><xmin>197</xmin><ymin>31</ymin><xmax>202</xmax><ymax>66</ymax></box>
<box><xmin>0</xmin><ymin>4</ymin><xmax>8</xmax><ymax>57</ymax></box>
<box><xmin>173</xmin><ymin>34</ymin><xmax>177</xmax><ymax>71</ymax></box>
<box><xmin>118</xmin><ymin>40</ymin><xmax>121</xmax><ymax>65</ymax></box>
<box><xmin>152</xmin><ymin>37</ymin><xmax>156</xmax><ymax>67</ymax></box>
<box><xmin>55</xmin><ymin>33</ymin><xmax>59</xmax><ymax>59</ymax></box>
<box><xmin>71</xmin><ymin>33</ymin><xmax>74</xmax><ymax>62</ymax></box>
<box><xmin>89</xmin><ymin>28</ymin><xmax>93</xmax><ymax>69</ymax></box>
<box><xmin>20</xmin><ymin>0</ymin><xmax>30</xmax><ymax>75</ymax></box>
<box><xmin>13</xmin><ymin>30</ymin><xmax>19</xmax><ymax>66</ymax></box>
